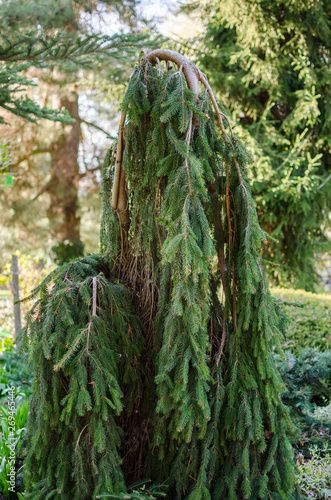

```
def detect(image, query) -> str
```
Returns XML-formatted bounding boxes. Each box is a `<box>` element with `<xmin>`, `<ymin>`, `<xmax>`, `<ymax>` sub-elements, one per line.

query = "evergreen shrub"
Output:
<box><xmin>21</xmin><ymin>50</ymin><xmax>301</xmax><ymax>499</ymax></box>
<box><xmin>275</xmin><ymin>348</ymin><xmax>331</xmax><ymax>451</ymax></box>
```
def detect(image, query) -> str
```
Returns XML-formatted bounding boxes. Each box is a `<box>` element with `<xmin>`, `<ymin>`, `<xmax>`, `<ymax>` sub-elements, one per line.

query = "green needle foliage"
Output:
<box><xmin>23</xmin><ymin>54</ymin><xmax>301</xmax><ymax>499</ymax></box>
<box><xmin>191</xmin><ymin>0</ymin><xmax>331</xmax><ymax>289</ymax></box>
<box><xmin>20</xmin><ymin>255</ymin><xmax>144</xmax><ymax>499</ymax></box>
<box><xmin>0</xmin><ymin>29</ymin><xmax>152</xmax><ymax>123</ymax></box>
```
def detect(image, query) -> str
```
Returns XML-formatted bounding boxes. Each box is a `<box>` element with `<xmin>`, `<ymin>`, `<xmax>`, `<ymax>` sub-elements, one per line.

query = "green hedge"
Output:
<box><xmin>271</xmin><ymin>287</ymin><xmax>331</xmax><ymax>354</ymax></box>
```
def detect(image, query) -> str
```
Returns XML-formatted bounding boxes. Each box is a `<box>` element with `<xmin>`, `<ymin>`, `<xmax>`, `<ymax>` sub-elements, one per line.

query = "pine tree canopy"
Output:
<box><xmin>0</xmin><ymin>29</ymin><xmax>151</xmax><ymax>124</ymax></box>
<box><xmin>189</xmin><ymin>0</ymin><xmax>331</xmax><ymax>289</ymax></box>
<box><xmin>21</xmin><ymin>49</ymin><xmax>302</xmax><ymax>499</ymax></box>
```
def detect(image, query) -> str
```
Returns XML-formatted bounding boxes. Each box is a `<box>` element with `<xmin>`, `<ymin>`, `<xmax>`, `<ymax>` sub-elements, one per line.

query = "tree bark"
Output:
<box><xmin>47</xmin><ymin>91</ymin><xmax>81</xmax><ymax>243</ymax></box>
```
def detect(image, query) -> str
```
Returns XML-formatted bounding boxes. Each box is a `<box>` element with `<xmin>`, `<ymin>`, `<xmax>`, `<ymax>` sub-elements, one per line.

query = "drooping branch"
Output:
<box><xmin>111</xmin><ymin>50</ymin><xmax>238</xmax><ymax>265</ymax></box>
<box><xmin>111</xmin><ymin>51</ymin><xmax>201</xmax><ymax>220</ymax></box>
<box><xmin>142</xmin><ymin>49</ymin><xmax>235</xmax><ymax>142</ymax></box>
<box><xmin>142</xmin><ymin>49</ymin><xmax>201</xmax><ymax>96</ymax></box>
<box><xmin>111</xmin><ymin>52</ymin><xmax>201</xmax><ymax>213</ymax></box>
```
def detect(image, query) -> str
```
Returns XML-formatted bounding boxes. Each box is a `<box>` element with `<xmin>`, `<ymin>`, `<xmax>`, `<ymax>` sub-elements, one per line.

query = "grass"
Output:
<box><xmin>271</xmin><ymin>287</ymin><xmax>331</xmax><ymax>353</ymax></box>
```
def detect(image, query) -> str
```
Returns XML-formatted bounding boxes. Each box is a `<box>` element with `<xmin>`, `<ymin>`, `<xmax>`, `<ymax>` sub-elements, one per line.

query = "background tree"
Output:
<box><xmin>0</xmin><ymin>0</ymin><xmax>155</xmax><ymax>266</ymax></box>
<box><xmin>186</xmin><ymin>0</ymin><xmax>331</xmax><ymax>290</ymax></box>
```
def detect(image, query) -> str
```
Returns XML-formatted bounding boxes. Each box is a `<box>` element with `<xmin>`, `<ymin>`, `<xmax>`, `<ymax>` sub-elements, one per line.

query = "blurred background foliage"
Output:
<box><xmin>272</xmin><ymin>288</ymin><xmax>331</xmax><ymax>353</ymax></box>
<box><xmin>0</xmin><ymin>0</ymin><xmax>330</xmax><ymax>498</ymax></box>
<box><xmin>0</xmin><ymin>0</ymin><xmax>159</xmax><ymax>267</ymax></box>
<box><xmin>186</xmin><ymin>0</ymin><xmax>331</xmax><ymax>290</ymax></box>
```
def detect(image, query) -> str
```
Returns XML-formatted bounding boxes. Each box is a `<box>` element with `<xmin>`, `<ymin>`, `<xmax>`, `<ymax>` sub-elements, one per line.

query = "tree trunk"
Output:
<box><xmin>47</xmin><ymin>91</ymin><xmax>81</xmax><ymax>243</ymax></box>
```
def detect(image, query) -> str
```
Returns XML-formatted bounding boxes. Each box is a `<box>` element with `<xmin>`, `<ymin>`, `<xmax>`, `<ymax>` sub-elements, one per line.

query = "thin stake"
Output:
<box><xmin>92</xmin><ymin>277</ymin><xmax>97</xmax><ymax>316</ymax></box>
<box><xmin>11</xmin><ymin>254</ymin><xmax>22</xmax><ymax>349</ymax></box>
<box><xmin>111</xmin><ymin>111</ymin><xmax>126</xmax><ymax>209</ymax></box>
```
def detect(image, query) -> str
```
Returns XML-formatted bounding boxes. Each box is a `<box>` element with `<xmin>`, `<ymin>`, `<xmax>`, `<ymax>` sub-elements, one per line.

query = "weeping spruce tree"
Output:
<box><xmin>21</xmin><ymin>50</ymin><xmax>301</xmax><ymax>500</ymax></box>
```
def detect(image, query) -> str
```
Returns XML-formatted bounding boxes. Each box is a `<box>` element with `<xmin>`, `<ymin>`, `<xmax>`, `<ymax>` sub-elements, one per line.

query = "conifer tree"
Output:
<box><xmin>0</xmin><ymin>0</ymin><xmax>153</xmax><ymax>260</ymax></box>
<box><xmin>0</xmin><ymin>30</ymin><xmax>142</xmax><ymax>123</ymax></box>
<box><xmin>21</xmin><ymin>50</ymin><xmax>301</xmax><ymax>499</ymax></box>
<box><xmin>186</xmin><ymin>0</ymin><xmax>331</xmax><ymax>289</ymax></box>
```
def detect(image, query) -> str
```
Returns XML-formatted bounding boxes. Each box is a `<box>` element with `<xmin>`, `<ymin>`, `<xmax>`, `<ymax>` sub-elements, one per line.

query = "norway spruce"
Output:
<box><xmin>22</xmin><ymin>50</ymin><xmax>300</xmax><ymax>499</ymax></box>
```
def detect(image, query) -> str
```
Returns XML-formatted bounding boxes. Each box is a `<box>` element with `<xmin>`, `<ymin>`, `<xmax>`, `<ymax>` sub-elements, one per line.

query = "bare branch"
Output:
<box><xmin>317</xmin><ymin>172</ymin><xmax>331</xmax><ymax>190</ymax></box>
<box><xmin>142</xmin><ymin>49</ymin><xmax>200</xmax><ymax>95</ymax></box>
<box><xmin>80</xmin><ymin>119</ymin><xmax>113</xmax><ymax>137</ymax></box>
<box><xmin>9</xmin><ymin>148</ymin><xmax>51</xmax><ymax>169</ymax></box>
